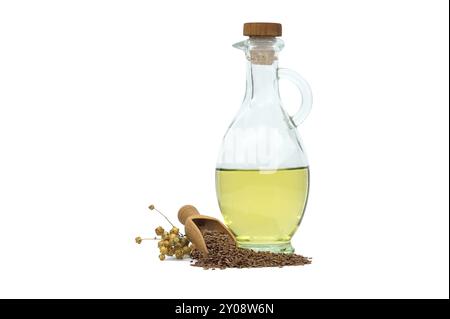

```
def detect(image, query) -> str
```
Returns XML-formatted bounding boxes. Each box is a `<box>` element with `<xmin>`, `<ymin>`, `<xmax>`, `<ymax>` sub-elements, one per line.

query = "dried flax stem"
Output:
<box><xmin>148</xmin><ymin>204</ymin><xmax>176</xmax><ymax>228</ymax></box>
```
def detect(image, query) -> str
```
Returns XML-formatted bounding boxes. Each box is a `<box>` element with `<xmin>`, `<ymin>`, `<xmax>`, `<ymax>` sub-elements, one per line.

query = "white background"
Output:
<box><xmin>0</xmin><ymin>0</ymin><xmax>448</xmax><ymax>299</ymax></box>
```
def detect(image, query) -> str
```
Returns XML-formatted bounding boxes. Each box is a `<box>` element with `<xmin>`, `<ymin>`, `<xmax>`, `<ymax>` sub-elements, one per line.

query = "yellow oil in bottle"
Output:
<box><xmin>215</xmin><ymin>167</ymin><xmax>309</xmax><ymax>252</ymax></box>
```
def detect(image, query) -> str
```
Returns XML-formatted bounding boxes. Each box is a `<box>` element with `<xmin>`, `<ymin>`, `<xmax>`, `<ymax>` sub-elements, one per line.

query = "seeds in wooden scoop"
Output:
<box><xmin>190</xmin><ymin>230</ymin><xmax>312</xmax><ymax>269</ymax></box>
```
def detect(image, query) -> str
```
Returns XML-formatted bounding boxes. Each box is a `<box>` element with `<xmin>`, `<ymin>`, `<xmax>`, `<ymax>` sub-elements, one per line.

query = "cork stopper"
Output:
<box><xmin>243</xmin><ymin>22</ymin><xmax>282</xmax><ymax>37</ymax></box>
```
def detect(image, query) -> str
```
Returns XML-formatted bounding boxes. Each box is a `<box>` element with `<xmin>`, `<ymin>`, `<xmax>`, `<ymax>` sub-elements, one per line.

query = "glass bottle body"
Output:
<box><xmin>216</xmin><ymin>37</ymin><xmax>312</xmax><ymax>253</ymax></box>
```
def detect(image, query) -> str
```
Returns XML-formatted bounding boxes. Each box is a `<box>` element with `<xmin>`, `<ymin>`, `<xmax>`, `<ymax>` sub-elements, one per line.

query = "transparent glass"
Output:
<box><xmin>215</xmin><ymin>37</ymin><xmax>313</xmax><ymax>253</ymax></box>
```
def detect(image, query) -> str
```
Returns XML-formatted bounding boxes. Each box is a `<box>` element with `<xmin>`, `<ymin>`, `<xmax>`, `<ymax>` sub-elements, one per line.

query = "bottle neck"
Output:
<box><xmin>240</xmin><ymin>37</ymin><xmax>283</xmax><ymax>106</ymax></box>
<box><xmin>245</xmin><ymin>60</ymin><xmax>280</xmax><ymax>105</ymax></box>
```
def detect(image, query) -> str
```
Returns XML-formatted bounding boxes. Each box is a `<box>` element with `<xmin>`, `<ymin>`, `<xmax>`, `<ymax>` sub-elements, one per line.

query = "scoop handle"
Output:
<box><xmin>178</xmin><ymin>205</ymin><xmax>200</xmax><ymax>225</ymax></box>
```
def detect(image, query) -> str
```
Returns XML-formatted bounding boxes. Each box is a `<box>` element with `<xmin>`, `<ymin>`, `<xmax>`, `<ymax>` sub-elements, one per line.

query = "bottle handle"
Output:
<box><xmin>277</xmin><ymin>68</ymin><xmax>313</xmax><ymax>126</ymax></box>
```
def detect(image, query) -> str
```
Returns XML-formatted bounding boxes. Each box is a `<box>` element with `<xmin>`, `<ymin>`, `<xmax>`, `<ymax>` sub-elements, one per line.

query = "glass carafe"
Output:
<box><xmin>215</xmin><ymin>23</ymin><xmax>312</xmax><ymax>253</ymax></box>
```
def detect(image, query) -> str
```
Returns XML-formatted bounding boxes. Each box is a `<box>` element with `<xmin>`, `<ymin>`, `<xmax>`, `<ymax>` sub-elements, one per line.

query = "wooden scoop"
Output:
<box><xmin>178</xmin><ymin>205</ymin><xmax>236</xmax><ymax>254</ymax></box>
